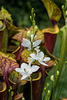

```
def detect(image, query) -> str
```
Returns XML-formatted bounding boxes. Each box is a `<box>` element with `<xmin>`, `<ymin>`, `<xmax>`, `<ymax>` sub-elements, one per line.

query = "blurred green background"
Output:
<box><xmin>0</xmin><ymin>0</ymin><xmax>65</xmax><ymax>29</ymax></box>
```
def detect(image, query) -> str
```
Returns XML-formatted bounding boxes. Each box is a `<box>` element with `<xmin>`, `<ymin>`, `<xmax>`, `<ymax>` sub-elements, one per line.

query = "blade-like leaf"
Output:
<box><xmin>41</xmin><ymin>0</ymin><xmax>62</xmax><ymax>22</ymax></box>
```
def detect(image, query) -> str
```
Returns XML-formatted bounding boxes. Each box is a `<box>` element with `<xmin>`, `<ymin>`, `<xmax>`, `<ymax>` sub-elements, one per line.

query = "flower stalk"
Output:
<box><xmin>30</xmin><ymin>8</ymin><xmax>36</xmax><ymax>100</ymax></box>
<box><xmin>30</xmin><ymin>8</ymin><xmax>35</xmax><ymax>36</ymax></box>
<box><xmin>44</xmin><ymin>83</ymin><xmax>50</xmax><ymax>100</ymax></box>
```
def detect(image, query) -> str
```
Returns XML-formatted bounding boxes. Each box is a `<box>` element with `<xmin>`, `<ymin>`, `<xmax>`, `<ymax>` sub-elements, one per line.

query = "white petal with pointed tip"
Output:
<box><xmin>33</xmin><ymin>40</ymin><xmax>41</xmax><ymax>47</ymax></box>
<box><xmin>21</xmin><ymin>63</ymin><xmax>28</xmax><ymax>69</ymax></box>
<box><xmin>38</xmin><ymin>60</ymin><xmax>48</xmax><ymax>66</ymax></box>
<box><xmin>21</xmin><ymin>74</ymin><xmax>30</xmax><ymax>80</ymax></box>
<box><xmin>31</xmin><ymin>65</ymin><xmax>40</xmax><ymax>72</ymax></box>
<box><xmin>21</xmin><ymin>38</ymin><xmax>31</xmax><ymax>48</ymax></box>
<box><xmin>43</xmin><ymin>57</ymin><xmax>51</xmax><ymax>62</ymax></box>
<box><xmin>38</xmin><ymin>51</ymin><xmax>44</xmax><ymax>59</ymax></box>
<box><xmin>30</xmin><ymin>53</ymin><xmax>36</xmax><ymax>59</ymax></box>
<box><xmin>15</xmin><ymin>68</ymin><xmax>22</xmax><ymax>73</ymax></box>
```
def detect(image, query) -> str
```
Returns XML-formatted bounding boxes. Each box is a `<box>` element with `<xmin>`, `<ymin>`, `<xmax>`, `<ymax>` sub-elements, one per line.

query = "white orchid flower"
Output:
<box><xmin>21</xmin><ymin>35</ymin><xmax>41</xmax><ymax>51</ymax></box>
<box><xmin>15</xmin><ymin>57</ymin><xmax>40</xmax><ymax>80</ymax></box>
<box><xmin>30</xmin><ymin>46</ymin><xmax>51</xmax><ymax>66</ymax></box>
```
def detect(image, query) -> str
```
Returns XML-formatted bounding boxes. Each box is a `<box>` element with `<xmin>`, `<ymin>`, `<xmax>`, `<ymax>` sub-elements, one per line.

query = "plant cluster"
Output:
<box><xmin>0</xmin><ymin>0</ymin><xmax>67</xmax><ymax>100</ymax></box>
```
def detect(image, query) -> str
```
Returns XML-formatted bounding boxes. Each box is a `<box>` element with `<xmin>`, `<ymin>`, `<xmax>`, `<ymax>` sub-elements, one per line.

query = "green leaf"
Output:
<box><xmin>58</xmin><ymin>25</ymin><xmax>67</xmax><ymax>74</ymax></box>
<box><xmin>41</xmin><ymin>0</ymin><xmax>62</xmax><ymax>22</ymax></box>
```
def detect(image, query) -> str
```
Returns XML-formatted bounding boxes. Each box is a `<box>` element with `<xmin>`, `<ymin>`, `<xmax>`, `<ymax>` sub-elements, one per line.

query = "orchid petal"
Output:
<box><xmin>21</xmin><ymin>63</ymin><xmax>28</xmax><ymax>69</ymax></box>
<box><xmin>28</xmin><ymin>57</ymin><xmax>34</xmax><ymax>63</ymax></box>
<box><xmin>21</xmin><ymin>38</ymin><xmax>31</xmax><ymax>48</ymax></box>
<box><xmin>34</xmin><ymin>46</ymin><xmax>40</xmax><ymax>51</ymax></box>
<box><xmin>38</xmin><ymin>60</ymin><xmax>48</xmax><ymax>66</ymax></box>
<box><xmin>31</xmin><ymin>65</ymin><xmax>40</xmax><ymax>73</ymax></box>
<box><xmin>34</xmin><ymin>46</ymin><xmax>40</xmax><ymax>53</ymax></box>
<box><xmin>38</xmin><ymin>51</ymin><xmax>44</xmax><ymax>59</ymax></box>
<box><xmin>15</xmin><ymin>68</ymin><xmax>22</xmax><ymax>73</ymax></box>
<box><xmin>27</xmin><ymin>46</ymin><xmax>31</xmax><ymax>51</ymax></box>
<box><xmin>30</xmin><ymin>53</ymin><xmax>36</xmax><ymax>59</ymax></box>
<box><xmin>15</xmin><ymin>68</ymin><xmax>25</xmax><ymax>75</ymax></box>
<box><xmin>43</xmin><ymin>57</ymin><xmax>51</xmax><ymax>61</ymax></box>
<box><xmin>21</xmin><ymin>74</ymin><xmax>30</xmax><ymax>80</ymax></box>
<box><xmin>33</xmin><ymin>40</ymin><xmax>41</xmax><ymax>47</ymax></box>
<box><xmin>34</xmin><ymin>35</ymin><xmax>37</xmax><ymax>38</ymax></box>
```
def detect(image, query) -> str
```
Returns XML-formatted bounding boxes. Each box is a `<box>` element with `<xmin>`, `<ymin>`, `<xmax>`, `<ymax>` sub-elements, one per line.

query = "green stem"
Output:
<box><xmin>58</xmin><ymin>25</ymin><xmax>67</xmax><ymax>74</ymax></box>
<box><xmin>51</xmin><ymin>75</ymin><xmax>59</xmax><ymax>100</ymax></box>
<box><xmin>30</xmin><ymin>76</ymin><xmax>33</xmax><ymax>100</ymax></box>
<box><xmin>32</xmin><ymin>21</ymin><xmax>35</xmax><ymax>36</ymax></box>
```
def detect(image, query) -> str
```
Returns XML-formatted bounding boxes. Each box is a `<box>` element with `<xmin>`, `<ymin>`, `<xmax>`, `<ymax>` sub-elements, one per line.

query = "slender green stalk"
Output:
<box><xmin>51</xmin><ymin>73</ymin><xmax>59</xmax><ymax>100</ymax></box>
<box><xmin>30</xmin><ymin>8</ymin><xmax>36</xmax><ymax>100</ymax></box>
<box><xmin>44</xmin><ymin>84</ymin><xmax>50</xmax><ymax>100</ymax></box>
<box><xmin>58</xmin><ymin>26</ymin><xmax>67</xmax><ymax>74</ymax></box>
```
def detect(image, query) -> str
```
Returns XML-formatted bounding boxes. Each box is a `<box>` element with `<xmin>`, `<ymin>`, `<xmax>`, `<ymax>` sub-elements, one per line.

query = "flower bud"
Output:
<box><xmin>11</xmin><ymin>91</ymin><xmax>14</xmax><ymax>97</ymax></box>
<box><xmin>57</xmin><ymin>71</ymin><xmax>59</xmax><ymax>76</ymax></box>
<box><xmin>34</xmin><ymin>13</ymin><xmax>36</xmax><ymax>18</ymax></box>
<box><xmin>62</xmin><ymin>5</ymin><xmax>64</xmax><ymax>10</ymax></box>
<box><xmin>35</xmin><ymin>25</ymin><xmax>38</xmax><ymax>33</ymax></box>
<box><xmin>10</xmin><ymin>86</ymin><xmax>12</xmax><ymax>90</ymax></box>
<box><xmin>47</xmin><ymin>83</ymin><xmax>49</xmax><ymax>87</ymax></box>
<box><xmin>27</xmin><ymin>30</ymin><xmax>31</xmax><ymax>38</ymax></box>
<box><xmin>44</xmin><ymin>87</ymin><xmax>46</xmax><ymax>91</ymax></box>
<box><xmin>50</xmin><ymin>75</ymin><xmax>54</xmax><ymax>82</ymax></box>
<box><xmin>31</xmin><ymin>8</ymin><xmax>34</xmax><ymax>14</ymax></box>
<box><xmin>22</xmin><ymin>97</ymin><xmax>25</xmax><ymax>100</ymax></box>
<box><xmin>48</xmin><ymin>90</ymin><xmax>51</xmax><ymax>95</ymax></box>
<box><xmin>54</xmin><ymin>63</ymin><xmax>57</xmax><ymax>66</ymax></box>
<box><xmin>30</xmin><ymin>16</ymin><xmax>32</xmax><ymax>21</ymax></box>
